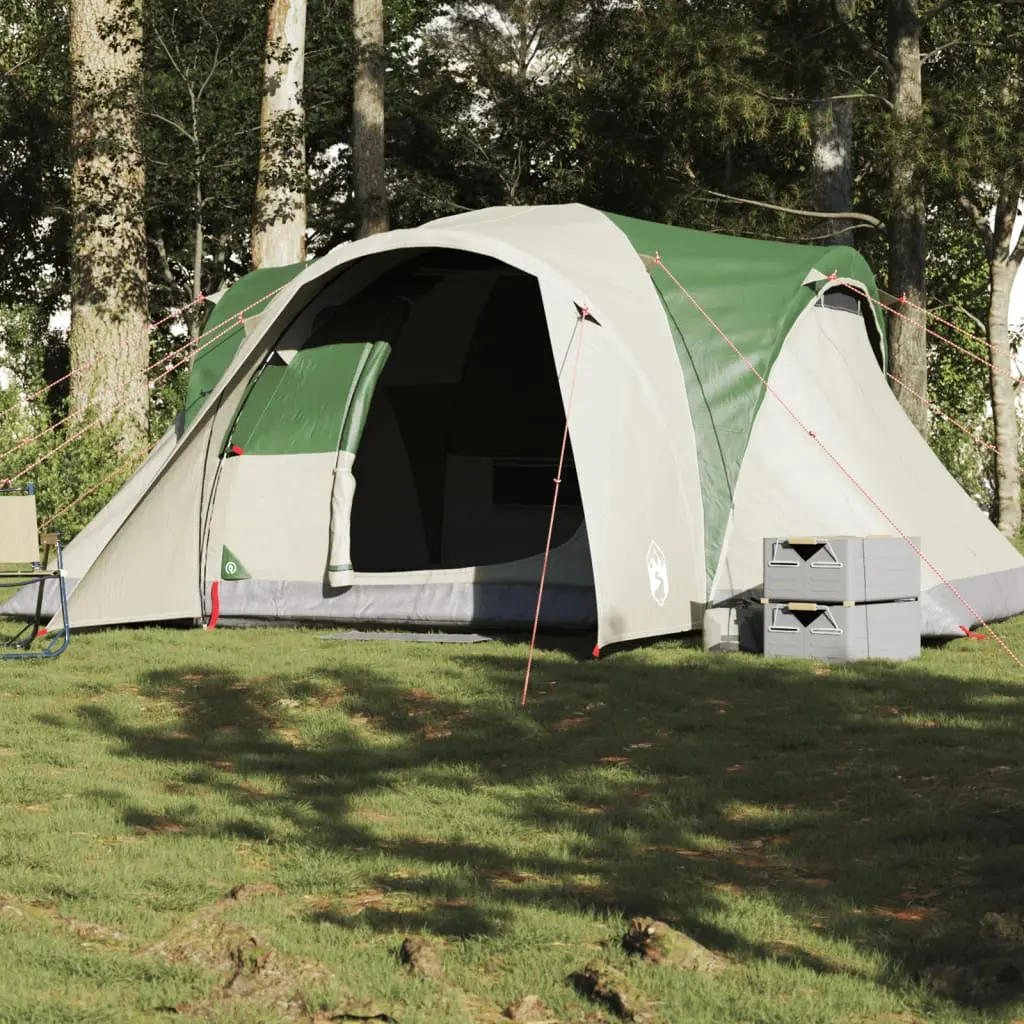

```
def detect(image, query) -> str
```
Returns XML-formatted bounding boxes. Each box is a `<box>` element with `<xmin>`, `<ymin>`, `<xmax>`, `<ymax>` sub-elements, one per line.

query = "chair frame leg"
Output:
<box><xmin>0</xmin><ymin>537</ymin><xmax>71</xmax><ymax>660</ymax></box>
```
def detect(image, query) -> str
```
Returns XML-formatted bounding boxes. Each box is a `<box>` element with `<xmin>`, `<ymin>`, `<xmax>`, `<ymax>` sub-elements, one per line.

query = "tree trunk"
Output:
<box><xmin>352</xmin><ymin>0</ymin><xmax>389</xmax><ymax>238</ymax></box>
<box><xmin>886</xmin><ymin>0</ymin><xmax>928</xmax><ymax>437</ymax></box>
<box><xmin>252</xmin><ymin>0</ymin><xmax>308</xmax><ymax>268</ymax></box>
<box><xmin>811</xmin><ymin>97</ymin><xmax>855</xmax><ymax>246</ymax></box>
<box><xmin>813</xmin><ymin>0</ymin><xmax>855</xmax><ymax>247</ymax></box>
<box><xmin>988</xmin><ymin>189</ymin><xmax>1023</xmax><ymax>536</ymax></box>
<box><xmin>191</xmin><ymin>97</ymin><xmax>205</xmax><ymax>342</ymax></box>
<box><xmin>69</xmin><ymin>0</ymin><xmax>149</xmax><ymax>444</ymax></box>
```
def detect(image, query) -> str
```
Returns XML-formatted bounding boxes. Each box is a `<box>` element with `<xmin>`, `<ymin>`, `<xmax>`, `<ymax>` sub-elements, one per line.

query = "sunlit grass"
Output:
<box><xmin>1</xmin><ymin>621</ymin><xmax>1024</xmax><ymax>1021</ymax></box>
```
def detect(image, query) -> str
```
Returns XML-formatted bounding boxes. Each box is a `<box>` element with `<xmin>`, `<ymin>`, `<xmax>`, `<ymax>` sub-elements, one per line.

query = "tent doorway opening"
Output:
<box><xmin>341</xmin><ymin>249</ymin><xmax>585</xmax><ymax>575</ymax></box>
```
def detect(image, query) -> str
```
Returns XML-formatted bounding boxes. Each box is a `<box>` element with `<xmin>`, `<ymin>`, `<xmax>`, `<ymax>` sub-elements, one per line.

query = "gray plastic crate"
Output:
<box><xmin>762</xmin><ymin>599</ymin><xmax>920</xmax><ymax>662</ymax></box>
<box><xmin>763</xmin><ymin>536</ymin><xmax>920</xmax><ymax>603</ymax></box>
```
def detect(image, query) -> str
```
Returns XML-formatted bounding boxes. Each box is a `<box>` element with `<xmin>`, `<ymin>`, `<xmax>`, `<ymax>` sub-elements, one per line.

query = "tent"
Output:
<box><xmin>7</xmin><ymin>203</ymin><xmax>1024</xmax><ymax>649</ymax></box>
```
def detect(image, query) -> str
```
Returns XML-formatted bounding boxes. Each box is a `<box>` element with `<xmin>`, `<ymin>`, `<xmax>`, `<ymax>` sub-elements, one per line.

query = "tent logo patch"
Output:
<box><xmin>647</xmin><ymin>541</ymin><xmax>669</xmax><ymax>607</ymax></box>
<box><xmin>221</xmin><ymin>546</ymin><xmax>251</xmax><ymax>581</ymax></box>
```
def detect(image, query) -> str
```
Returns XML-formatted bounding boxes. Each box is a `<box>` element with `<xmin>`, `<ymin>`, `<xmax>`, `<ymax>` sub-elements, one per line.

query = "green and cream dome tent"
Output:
<box><xmin>9</xmin><ymin>204</ymin><xmax>1024</xmax><ymax>648</ymax></box>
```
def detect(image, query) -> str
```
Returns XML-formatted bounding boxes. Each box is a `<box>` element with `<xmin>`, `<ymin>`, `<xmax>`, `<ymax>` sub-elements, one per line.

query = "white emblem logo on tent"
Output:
<box><xmin>224</xmin><ymin>561</ymin><xmax>238</xmax><ymax>576</ymax></box>
<box><xmin>647</xmin><ymin>541</ymin><xmax>669</xmax><ymax>607</ymax></box>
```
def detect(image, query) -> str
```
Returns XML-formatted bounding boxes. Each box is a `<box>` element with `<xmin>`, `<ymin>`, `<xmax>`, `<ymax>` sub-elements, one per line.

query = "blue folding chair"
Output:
<box><xmin>0</xmin><ymin>483</ymin><xmax>70</xmax><ymax>658</ymax></box>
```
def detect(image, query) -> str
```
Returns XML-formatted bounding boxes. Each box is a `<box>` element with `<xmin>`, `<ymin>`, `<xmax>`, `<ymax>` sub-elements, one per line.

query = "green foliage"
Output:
<box><xmin>0</xmin><ymin>407</ymin><xmax>147</xmax><ymax>546</ymax></box>
<box><xmin>929</xmin><ymin>1</ymin><xmax>1024</xmax><ymax>200</ymax></box>
<box><xmin>144</xmin><ymin>0</ymin><xmax>266</xmax><ymax>312</ymax></box>
<box><xmin>0</xmin><ymin>304</ymin><xmax>182</xmax><ymax>540</ymax></box>
<box><xmin>0</xmin><ymin>0</ymin><xmax>71</xmax><ymax>311</ymax></box>
<box><xmin>924</xmin><ymin>218</ymin><xmax>996</xmax><ymax>512</ymax></box>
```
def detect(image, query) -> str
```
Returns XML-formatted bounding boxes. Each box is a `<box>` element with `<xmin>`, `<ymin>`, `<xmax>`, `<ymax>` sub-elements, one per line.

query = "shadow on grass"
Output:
<box><xmin>74</xmin><ymin>641</ymin><xmax>1024</xmax><ymax>1006</ymax></box>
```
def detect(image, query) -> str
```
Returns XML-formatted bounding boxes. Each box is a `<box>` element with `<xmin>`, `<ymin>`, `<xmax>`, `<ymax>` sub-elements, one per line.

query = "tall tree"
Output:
<box><xmin>69</xmin><ymin>0</ymin><xmax>149</xmax><ymax>442</ymax></box>
<box><xmin>830</xmin><ymin>0</ymin><xmax>1024</xmax><ymax>438</ymax></box>
<box><xmin>810</xmin><ymin>98</ymin><xmax>855</xmax><ymax>245</ymax></box>
<box><xmin>417</xmin><ymin>0</ymin><xmax>589</xmax><ymax>208</ymax></box>
<box><xmin>832</xmin><ymin>0</ymin><xmax>931</xmax><ymax>434</ymax></box>
<box><xmin>253</xmin><ymin>0</ymin><xmax>308</xmax><ymax>267</ymax></box>
<box><xmin>883</xmin><ymin>0</ymin><xmax>929</xmax><ymax>436</ymax></box>
<box><xmin>934</xmin><ymin>1</ymin><xmax>1024</xmax><ymax>534</ymax></box>
<box><xmin>352</xmin><ymin>0</ymin><xmax>389</xmax><ymax>236</ymax></box>
<box><xmin>974</xmin><ymin>188</ymin><xmax>1023</xmax><ymax>534</ymax></box>
<box><xmin>810</xmin><ymin>0</ymin><xmax>859</xmax><ymax>246</ymax></box>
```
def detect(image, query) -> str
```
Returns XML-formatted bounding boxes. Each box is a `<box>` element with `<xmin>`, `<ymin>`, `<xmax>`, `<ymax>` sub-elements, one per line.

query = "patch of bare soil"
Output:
<box><xmin>503</xmin><ymin>994</ymin><xmax>560</xmax><ymax>1022</ymax></box>
<box><xmin>568</xmin><ymin>961</ymin><xmax>654</xmax><ymax>1022</ymax></box>
<box><xmin>138</xmin><ymin>885</ymin><xmax>395</xmax><ymax>1021</ymax></box>
<box><xmin>921</xmin><ymin>957</ymin><xmax>1024</xmax><ymax>1004</ymax></box>
<box><xmin>399</xmin><ymin>935</ymin><xmax>444</xmax><ymax>979</ymax></box>
<box><xmin>982</xmin><ymin>911</ymin><xmax>1024</xmax><ymax>945</ymax></box>
<box><xmin>0</xmin><ymin>891</ymin><xmax>127</xmax><ymax>950</ymax></box>
<box><xmin>141</xmin><ymin>910</ymin><xmax>330</xmax><ymax>1018</ymax></box>
<box><xmin>920</xmin><ymin>910</ymin><xmax>1024</xmax><ymax>1004</ymax></box>
<box><xmin>229</xmin><ymin>882</ymin><xmax>286</xmax><ymax>902</ymax></box>
<box><xmin>622</xmin><ymin>917</ymin><xmax>728</xmax><ymax>973</ymax></box>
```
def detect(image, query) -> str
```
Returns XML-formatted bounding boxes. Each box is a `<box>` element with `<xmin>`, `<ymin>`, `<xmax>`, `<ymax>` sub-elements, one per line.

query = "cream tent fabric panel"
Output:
<box><xmin>214</xmin><ymin>452</ymin><xmax>337</xmax><ymax>582</ymax></box>
<box><xmin>55</xmin><ymin>415</ymin><xmax>182</xmax><ymax>584</ymax></box>
<box><xmin>52</xmin><ymin>426</ymin><xmax>209</xmax><ymax>629</ymax></box>
<box><xmin>715</xmin><ymin>299</ymin><xmax>1024</xmax><ymax>629</ymax></box>
<box><xmin>535</xmin><ymin>276</ymin><xmax>702</xmax><ymax>644</ymax></box>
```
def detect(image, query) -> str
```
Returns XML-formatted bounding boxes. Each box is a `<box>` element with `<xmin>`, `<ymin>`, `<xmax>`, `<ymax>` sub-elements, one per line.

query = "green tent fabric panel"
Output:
<box><xmin>603</xmin><ymin>212</ymin><xmax>883</xmax><ymax>594</ymax></box>
<box><xmin>226</xmin><ymin>342</ymin><xmax>373</xmax><ymax>456</ymax></box>
<box><xmin>339</xmin><ymin>342</ymin><xmax>392</xmax><ymax>453</ymax></box>
<box><xmin>183</xmin><ymin>262</ymin><xmax>310</xmax><ymax>429</ymax></box>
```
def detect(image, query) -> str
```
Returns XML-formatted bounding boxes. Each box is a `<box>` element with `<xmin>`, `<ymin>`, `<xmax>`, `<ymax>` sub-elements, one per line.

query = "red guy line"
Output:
<box><xmin>40</xmin><ymin>440</ymin><xmax>156</xmax><ymax>528</ymax></box>
<box><xmin>3</xmin><ymin>284</ymin><xmax>288</xmax><ymax>481</ymax></box>
<box><xmin>895</xmin><ymin>293</ymin><xmax>997</xmax><ymax>352</ymax></box>
<box><xmin>522</xmin><ymin>310</ymin><xmax>589</xmax><ymax>707</ymax></box>
<box><xmin>885</xmin><ymin>370</ymin><xmax>1001</xmax><ymax>456</ymax></box>
<box><xmin>846</xmin><ymin>284</ymin><xmax>1018</xmax><ymax>383</ymax></box>
<box><xmin>0</xmin><ymin>294</ymin><xmax>210</xmax><ymax>427</ymax></box>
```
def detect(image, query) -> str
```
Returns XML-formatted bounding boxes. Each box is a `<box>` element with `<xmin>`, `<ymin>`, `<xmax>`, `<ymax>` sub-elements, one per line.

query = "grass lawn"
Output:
<box><xmin>3</xmin><ymin>621</ymin><xmax>1024</xmax><ymax>1022</ymax></box>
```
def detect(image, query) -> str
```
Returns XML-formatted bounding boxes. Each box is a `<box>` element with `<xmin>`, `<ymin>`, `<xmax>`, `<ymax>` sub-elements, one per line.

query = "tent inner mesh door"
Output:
<box><xmin>349</xmin><ymin>253</ymin><xmax>583</xmax><ymax>572</ymax></box>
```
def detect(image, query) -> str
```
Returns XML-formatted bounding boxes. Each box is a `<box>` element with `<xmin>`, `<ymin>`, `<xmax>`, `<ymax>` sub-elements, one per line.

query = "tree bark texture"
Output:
<box><xmin>886</xmin><ymin>0</ymin><xmax>929</xmax><ymax>437</ymax></box>
<box><xmin>987</xmin><ymin>189</ymin><xmax>1023</xmax><ymax>536</ymax></box>
<box><xmin>352</xmin><ymin>0</ymin><xmax>389</xmax><ymax>238</ymax></box>
<box><xmin>811</xmin><ymin>97</ymin><xmax>855</xmax><ymax>247</ymax></box>
<box><xmin>253</xmin><ymin>0</ymin><xmax>308</xmax><ymax>269</ymax></box>
<box><xmin>69</xmin><ymin>0</ymin><xmax>149</xmax><ymax>442</ymax></box>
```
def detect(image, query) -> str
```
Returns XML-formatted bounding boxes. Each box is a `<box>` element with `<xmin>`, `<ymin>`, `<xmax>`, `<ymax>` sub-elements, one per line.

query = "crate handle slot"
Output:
<box><xmin>809</xmin><ymin>541</ymin><xmax>843</xmax><ymax>570</ymax></box>
<box><xmin>768</xmin><ymin>540</ymin><xmax>804</xmax><ymax>566</ymax></box>
<box><xmin>808</xmin><ymin>607</ymin><xmax>843</xmax><ymax>636</ymax></box>
<box><xmin>768</xmin><ymin>606</ymin><xmax>804</xmax><ymax>633</ymax></box>
<box><xmin>768</xmin><ymin>605</ymin><xmax>845</xmax><ymax>636</ymax></box>
<box><xmin>768</xmin><ymin>539</ymin><xmax>844</xmax><ymax>569</ymax></box>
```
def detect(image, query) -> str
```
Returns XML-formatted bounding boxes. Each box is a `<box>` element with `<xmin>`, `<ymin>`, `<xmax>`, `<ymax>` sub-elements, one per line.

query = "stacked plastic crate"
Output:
<box><xmin>761</xmin><ymin>537</ymin><xmax>921</xmax><ymax>662</ymax></box>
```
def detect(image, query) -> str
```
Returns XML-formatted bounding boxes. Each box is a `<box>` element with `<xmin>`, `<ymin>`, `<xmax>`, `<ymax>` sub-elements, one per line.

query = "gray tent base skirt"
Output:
<box><xmin>919</xmin><ymin>565</ymin><xmax>1024</xmax><ymax>637</ymax></box>
<box><xmin>212</xmin><ymin>579</ymin><xmax>598</xmax><ymax>631</ymax></box>
<box><xmin>318</xmin><ymin>631</ymin><xmax>493</xmax><ymax>643</ymax></box>
<box><xmin>0</xmin><ymin>578</ymin><xmax>595</xmax><ymax>630</ymax></box>
<box><xmin>5</xmin><ymin>569</ymin><xmax>1024</xmax><ymax>641</ymax></box>
<box><xmin>0</xmin><ymin>578</ymin><xmax>77</xmax><ymax>620</ymax></box>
